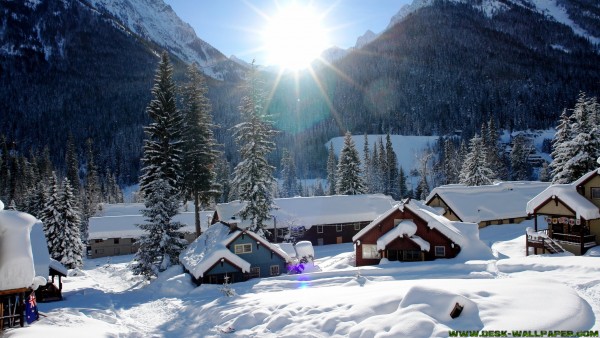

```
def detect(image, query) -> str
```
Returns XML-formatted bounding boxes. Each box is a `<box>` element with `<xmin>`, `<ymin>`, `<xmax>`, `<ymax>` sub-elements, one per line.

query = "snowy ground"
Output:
<box><xmin>4</xmin><ymin>221</ymin><xmax>599</xmax><ymax>338</ymax></box>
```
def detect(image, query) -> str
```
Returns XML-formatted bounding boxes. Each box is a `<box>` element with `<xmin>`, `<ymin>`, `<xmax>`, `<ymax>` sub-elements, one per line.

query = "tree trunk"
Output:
<box><xmin>194</xmin><ymin>193</ymin><xmax>201</xmax><ymax>238</ymax></box>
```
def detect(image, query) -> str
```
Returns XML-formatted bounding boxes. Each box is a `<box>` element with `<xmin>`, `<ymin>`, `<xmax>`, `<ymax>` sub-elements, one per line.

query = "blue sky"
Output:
<box><xmin>164</xmin><ymin>0</ymin><xmax>411</xmax><ymax>65</ymax></box>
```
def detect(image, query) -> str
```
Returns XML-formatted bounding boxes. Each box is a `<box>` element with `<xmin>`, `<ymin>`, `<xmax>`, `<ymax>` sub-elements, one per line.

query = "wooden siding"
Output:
<box><xmin>301</xmin><ymin>221</ymin><xmax>370</xmax><ymax>246</ymax></box>
<box><xmin>88</xmin><ymin>232</ymin><xmax>197</xmax><ymax>258</ymax></box>
<box><xmin>579</xmin><ymin>174</ymin><xmax>600</xmax><ymax>209</ymax></box>
<box><xmin>354</xmin><ymin>208</ymin><xmax>460</xmax><ymax>267</ymax></box>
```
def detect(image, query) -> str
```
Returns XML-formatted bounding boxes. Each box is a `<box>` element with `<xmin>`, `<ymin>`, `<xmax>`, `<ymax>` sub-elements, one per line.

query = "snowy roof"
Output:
<box><xmin>88</xmin><ymin>204</ymin><xmax>213</xmax><ymax>240</ymax></box>
<box><xmin>376</xmin><ymin>220</ymin><xmax>424</xmax><ymax>251</ymax></box>
<box><xmin>179</xmin><ymin>223</ymin><xmax>250</xmax><ymax>279</ymax></box>
<box><xmin>274</xmin><ymin>243</ymin><xmax>297</xmax><ymax>258</ymax></box>
<box><xmin>573</xmin><ymin>168</ymin><xmax>600</xmax><ymax>187</ymax></box>
<box><xmin>354</xmin><ymin>199</ymin><xmax>471</xmax><ymax>248</ymax></box>
<box><xmin>30</xmin><ymin>221</ymin><xmax>50</xmax><ymax>278</ymax></box>
<box><xmin>0</xmin><ymin>209</ymin><xmax>37</xmax><ymax>290</ymax></box>
<box><xmin>180</xmin><ymin>222</ymin><xmax>292</xmax><ymax>279</ymax></box>
<box><xmin>49</xmin><ymin>258</ymin><xmax>68</xmax><ymax>277</ymax></box>
<box><xmin>526</xmin><ymin>184</ymin><xmax>600</xmax><ymax>220</ymax></box>
<box><xmin>215</xmin><ymin>194</ymin><xmax>396</xmax><ymax>230</ymax></box>
<box><xmin>426</xmin><ymin>181</ymin><xmax>551</xmax><ymax>223</ymax></box>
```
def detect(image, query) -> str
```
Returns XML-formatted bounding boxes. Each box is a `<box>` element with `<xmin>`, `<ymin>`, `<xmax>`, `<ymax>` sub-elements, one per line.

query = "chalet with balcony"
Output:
<box><xmin>179</xmin><ymin>222</ymin><xmax>292</xmax><ymax>285</ymax></box>
<box><xmin>212</xmin><ymin>194</ymin><xmax>396</xmax><ymax>246</ymax></box>
<box><xmin>352</xmin><ymin>199</ymin><xmax>483</xmax><ymax>267</ymax></box>
<box><xmin>426</xmin><ymin>181</ymin><xmax>550</xmax><ymax>228</ymax></box>
<box><xmin>526</xmin><ymin>168</ymin><xmax>600</xmax><ymax>255</ymax></box>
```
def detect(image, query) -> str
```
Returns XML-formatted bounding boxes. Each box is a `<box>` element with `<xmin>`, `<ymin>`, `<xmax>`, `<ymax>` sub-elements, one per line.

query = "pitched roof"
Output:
<box><xmin>215</xmin><ymin>194</ymin><xmax>396</xmax><ymax>230</ymax></box>
<box><xmin>526</xmin><ymin>183</ymin><xmax>600</xmax><ymax>220</ymax></box>
<box><xmin>353</xmin><ymin>200</ymin><xmax>469</xmax><ymax>247</ymax></box>
<box><xmin>426</xmin><ymin>181</ymin><xmax>551</xmax><ymax>223</ymax></box>
<box><xmin>179</xmin><ymin>222</ymin><xmax>292</xmax><ymax>280</ymax></box>
<box><xmin>88</xmin><ymin>205</ymin><xmax>214</xmax><ymax>240</ymax></box>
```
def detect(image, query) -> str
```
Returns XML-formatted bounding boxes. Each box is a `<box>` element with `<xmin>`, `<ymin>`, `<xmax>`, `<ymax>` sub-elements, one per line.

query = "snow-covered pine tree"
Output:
<box><xmin>441</xmin><ymin>138</ymin><xmax>459</xmax><ymax>184</ymax></box>
<box><xmin>58</xmin><ymin>177</ymin><xmax>83</xmax><ymax>269</ymax></box>
<box><xmin>415</xmin><ymin>151</ymin><xmax>433</xmax><ymax>200</ymax></box>
<box><xmin>326</xmin><ymin>143</ymin><xmax>337</xmax><ymax>195</ymax></box>
<box><xmin>550</xmin><ymin>109</ymin><xmax>573</xmax><ymax>183</ymax></box>
<box><xmin>231</xmin><ymin>62</ymin><xmax>277</xmax><ymax>234</ymax></box>
<box><xmin>133</xmin><ymin>52</ymin><xmax>186</xmax><ymax>278</ymax></box>
<box><xmin>65</xmin><ymin>134</ymin><xmax>81</xmax><ymax>196</ymax></box>
<box><xmin>377</xmin><ymin>138</ymin><xmax>387</xmax><ymax>194</ymax></box>
<box><xmin>81</xmin><ymin>138</ymin><xmax>100</xmax><ymax>243</ymax></box>
<box><xmin>369</xmin><ymin>142</ymin><xmax>383</xmax><ymax>194</ymax></box>
<box><xmin>313</xmin><ymin>180</ymin><xmax>325</xmax><ymax>196</ymax></box>
<box><xmin>181</xmin><ymin>63</ymin><xmax>220</xmax><ymax>236</ymax></box>
<box><xmin>135</xmin><ymin>179</ymin><xmax>186</xmax><ymax>276</ymax></box>
<box><xmin>280</xmin><ymin>148</ymin><xmax>299</xmax><ymax>198</ymax></box>
<box><xmin>40</xmin><ymin>172</ymin><xmax>62</xmax><ymax>261</ymax></box>
<box><xmin>398</xmin><ymin>166</ymin><xmax>408</xmax><ymax>199</ymax></box>
<box><xmin>486</xmin><ymin>119</ymin><xmax>506</xmax><ymax>180</ymax></box>
<box><xmin>510</xmin><ymin>134</ymin><xmax>532</xmax><ymax>180</ymax></box>
<box><xmin>336</xmin><ymin>132</ymin><xmax>365</xmax><ymax>195</ymax></box>
<box><xmin>560</xmin><ymin>93</ymin><xmax>600</xmax><ymax>181</ymax></box>
<box><xmin>385</xmin><ymin>133</ymin><xmax>399</xmax><ymax>198</ymax></box>
<box><xmin>362</xmin><ymin>133</ymin><xmax>372</xmax><ymax>193</ymax></box>
<box><xmin>459</xmin><ymin>135</ymin><xmax>495</xmax><ymax>186</ymax></box>
<box><xmin>538</xmin><ymin>162</ymin><xmax>551</xmax><ymax>182</ymax></box>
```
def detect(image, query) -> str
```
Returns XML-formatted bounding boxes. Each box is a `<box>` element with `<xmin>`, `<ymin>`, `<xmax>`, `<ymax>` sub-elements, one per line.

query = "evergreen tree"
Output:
<box><xmin>133</xmin><ymin>52</ymin><xmax>185</xmax><ymax>278</ymax></box>
<box><xmin>81</xmin><ymin>138</ymin><xmax>100</xmax><ymax>243</ymax></box>
<box><xmin>181</xmin><ymin>63</ymin><xmax>220</xmax><ymax>236</ymax></box>
<box><xmin>459</xmin><ymin>135</ymin><xmax>495</xmax><ymax>186</ymax></box>
<box><xmin>336</xmin><ymin>132</ymin><xmax>365</xmax><ymax>195</ymax></box>
<box><xmin>231</xmin><ymin>63</ymin><xmax>277</xmax><ymax>233</ymax></box>
<box><xmin>441</xmin><ymin>138</ymin><xmax>459</xmax><ymax>184</ymax></box>
<box><xmin>280</xmin><ymin>148</ymin><xmax>299</xmax><ymax>198</ymax></box>
<box><xmin>377</xmin><ymin>138</ymin><xmax>387</xmax><ymax>194</ymax></box>
<box><xmin>313</xmin><ymin>180</ymin><xmax>325</xmax><ymax>196</ymax></box>
<box><xmin>40</xmin><ymin>172</ymin><xmax>62</xmax><ymax>261</ymax></box>
<box><xmin>58</xmin><ymin>178</ymin><xmax>83</xmax><ymax>269</ymax></box>
<box><xmin>385</xmin><ymin>133</ymin><xmax>399</xmax><ymax>198</ymax></box>
<box><xmin>65</xmin><ymin>133</ymin><xmax>81</xmax><ymax>195</ymax></box>
<box><xmin>415</xmin><ymin>151</ymin><xmax>433</xmax><ymax>200</ymax></box>
<box><xmin>550</xmin><ymin>109</ymin><xmax>573</xmax><ymax>183</ymax></box>
<box><xmin>326</xmin><ymin>143</ymin><xmax>337</xmax><ymax>195</ymax></box>
<box><xmin>362</xmin><ymin>133</ymin><xmax>372</xmax><ymax>193</ymax></box>
<box><xmin>486</xmin><ymin>119</ymin><xmax>505</xmax><ymax>180</ymax></box>
<box><xmin>0</xmin><ymin>135</ymin><xmax>9</xmax><ymax>202</ymax></box>
<box><xmin>215</xmin><ymin>157</ymin><xmax>231</xmax><ymax>203</ymax></box>
<box><xmin>539</xmin><ymin>161</ymin><xmax>551</xmax><ymax>182</ymax></box>
<box><xmin>510</xmin><ymin>134</ymin><xmax>532</xmax><ymax>180</ymax></box>
<box><xmin>398</xmin><ymin>166</ymin><xmax>408</xmax><ymax>199</ymax></box>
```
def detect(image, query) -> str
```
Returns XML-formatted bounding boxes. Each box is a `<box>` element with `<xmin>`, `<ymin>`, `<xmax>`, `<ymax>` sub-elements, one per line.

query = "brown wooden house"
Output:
<box><xmin>526</xmin><ymin>168</ymin><xmax>600</xmax><ymax>255</ymax></box>
<box><xmin>213</xmin><ymin>194</ymin><xmax>396</xmax><ymax>246</ymax></box>
<box><xmin>353</xmin><ymin>199</ymin><xmax>474</xmax><ymax>267</ymax></box>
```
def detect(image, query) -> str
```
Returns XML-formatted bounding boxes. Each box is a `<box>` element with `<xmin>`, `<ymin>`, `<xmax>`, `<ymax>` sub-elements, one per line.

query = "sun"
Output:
<box><xmin>262</xmin><ymin>4</ymin><xmax>330</xmax><ymax>70</ymax></box>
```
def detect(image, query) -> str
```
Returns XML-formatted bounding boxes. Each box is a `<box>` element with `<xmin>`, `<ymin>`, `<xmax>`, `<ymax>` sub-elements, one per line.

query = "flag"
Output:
<box><xmin>25</xmin><ymin>292</ymin><xmax>39</xmax><ymax>324</ymax></box>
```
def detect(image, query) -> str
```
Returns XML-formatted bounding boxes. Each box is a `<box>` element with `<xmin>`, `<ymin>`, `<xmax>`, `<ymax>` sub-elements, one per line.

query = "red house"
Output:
<box><xmin>353</xmin><ymin>199</ymin><xmax>477</xmax><ymax>266</ymax></box>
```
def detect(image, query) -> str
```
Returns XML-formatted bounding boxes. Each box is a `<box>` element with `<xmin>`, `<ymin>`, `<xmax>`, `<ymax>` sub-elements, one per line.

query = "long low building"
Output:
<box><xmin>425</xmin><ymin>181</ymin><xmax>551</xmax><ymax>228</ymax></box>
<box><xmin>88</xmin><ymin>203</ymin><xmax>213</xmax><ymax>258</ymax></box>
<box><xmin>212</xmin><ymin>194</ymin><xmax>396</xmax><ymax>246</ymax></box>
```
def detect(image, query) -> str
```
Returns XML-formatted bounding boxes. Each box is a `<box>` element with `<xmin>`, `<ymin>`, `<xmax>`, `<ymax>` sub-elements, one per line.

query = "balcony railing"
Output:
<box><xmin>552</xmin><ymin>232</ymin><xmax>596</xmax><ymax>245</ymax></box>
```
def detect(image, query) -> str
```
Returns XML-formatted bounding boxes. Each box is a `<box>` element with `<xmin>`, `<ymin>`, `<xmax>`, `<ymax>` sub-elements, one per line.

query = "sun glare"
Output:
<box><xmin>263</xmin><ymin>4</ymin><xmax>329</xmax><ymax>70</ymax></box>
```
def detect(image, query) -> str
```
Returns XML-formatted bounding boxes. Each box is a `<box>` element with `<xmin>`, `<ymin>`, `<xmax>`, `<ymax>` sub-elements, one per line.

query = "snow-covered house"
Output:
<box><xmin>212</xmin><ymin>194</ymin><xmax>396</xmax><ymax>246</ymax></box>
<box><xmin>426</xmin><ymin>181</ymin><xmax>551</xmax><ymax>228</ymax></box>
<box><xmin>352</xmin><ymin>199</ymin><xmax>488</xmax><ymax>266</ymax></box>
<box><xmin>180</xmin><ymin>222</ymin><xmax>292</xmax><ymax>285</ymax></box>
<box><xmin>526</xmin><ymin>168</ymin><xmax>600</xmax><ymax>255</ymax></box>
<box><xmin>88</xmin><ymin>203</ymin><xmax>213</xmax><ymax>258</ymax></box>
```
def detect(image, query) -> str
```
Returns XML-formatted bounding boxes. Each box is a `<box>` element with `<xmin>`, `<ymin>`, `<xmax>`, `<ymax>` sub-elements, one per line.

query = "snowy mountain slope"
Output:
<box><xmin>387</xmin><ymin>0</ymin><xmax>600</xmax><ymax>45</ymax></box>
<box><xmin>86</xmin><ymin>0</ymin><xmax>245</xmax><ymax>80</ymax></box>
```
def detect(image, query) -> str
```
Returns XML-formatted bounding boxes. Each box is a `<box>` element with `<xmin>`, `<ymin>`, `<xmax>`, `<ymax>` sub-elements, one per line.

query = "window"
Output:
<box><xmin>234</xmin><ymin>243</ymin><xmax>252</xmax><ymax>254</ymax></box>
<box><xmin>250</xmin><ymin>267</ymin><xmax>260</xmax><ymax>278</ymax></box>
<box><xmin>114</xmin><ymin>238</ymin><xmax>119</xmax><ymax>244</ymax></box>
<box><xmin>509</xmin><ymin>218</ymin><xmax>515</xmax><ymax>224</ymax></box>
<box><xmin>435</xmin><ymin>246</ymin><xmax>446</xmax><ymax>257</ymax></box>
<box><xmin>404</xmin><ymin>250</ymin><xmax>421</xmax><ymax>261</ymax></box>
<box><xmin>336</xmin><ymin>224</ymin><xmax>342</xmax><ymax>232</ymax></box>
<box><xmin>270</xmin><ymin>265</ymin><xmax>280</xmax><ymax>276</ymax></box>
<box><xmin>354</xmin><ymin>223</ymin><xmax>360</xmax><ymax>231</ymax></box>
<box><xmin>95</xmin><ymin>239</ymin><xmax>102</xmax><ymax>243</ymax></box>
<box><xmin>362</xmin><ymin>244</ymin><xmax>380</xmax><ymax>259</ymax></box>
<box><xmin>317</xmin><ymin>225</ymin><xmax>324</xmax><ymax>233</ymax></box>
<box><xmin>592</xmin><ymin>187</ymin><xmax>600</xmax><ymax>199</ymax></box>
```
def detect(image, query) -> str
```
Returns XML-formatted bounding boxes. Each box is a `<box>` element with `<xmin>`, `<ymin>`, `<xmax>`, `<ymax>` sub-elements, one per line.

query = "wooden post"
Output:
<box><xmin>18</xmin><ymin>291</ymin><xmax>24</xmax><ymax>327</ymax></box>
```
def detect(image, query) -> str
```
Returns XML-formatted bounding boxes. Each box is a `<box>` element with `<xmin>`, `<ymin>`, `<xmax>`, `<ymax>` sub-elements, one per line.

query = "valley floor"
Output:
<box><xmin>4</xmin><ymin>221</ymin><xmax>600</xmax><ymax>337</ymax></box>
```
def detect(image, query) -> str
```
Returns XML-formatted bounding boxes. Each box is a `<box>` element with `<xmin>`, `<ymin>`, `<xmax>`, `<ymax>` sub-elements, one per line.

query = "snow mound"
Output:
<box><xmin>295</xmin><ymin>241</ymin><xmax>315</xmax><ymax>259</ymax></box>
<box><xmin>583</xmin><ymin>246</ymin><xmax>600</xmax><ymax>257</ymax></box>
<box><xmin>149</xmin><ymin>265</ymin><xmax>195</xmax><ymax>297</ymax></box>
<box><xmin>349</xmin><ymin>285</ymin><xmax>483</xmax><ymax>337</ymax></box>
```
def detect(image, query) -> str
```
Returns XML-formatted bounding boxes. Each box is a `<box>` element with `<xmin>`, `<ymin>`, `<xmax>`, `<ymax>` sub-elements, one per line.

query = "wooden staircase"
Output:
<box><xmin>542</xmin><ymin>237</ymin><xmax>565</xmax><ymax>254</ymax></box>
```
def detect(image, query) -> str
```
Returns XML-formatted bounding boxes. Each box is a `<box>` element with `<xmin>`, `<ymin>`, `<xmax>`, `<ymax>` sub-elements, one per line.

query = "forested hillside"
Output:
<box><xmin>1</xmin><ymin>0</ymin><xmax>599</xmax><ymax>184</ymax></box>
